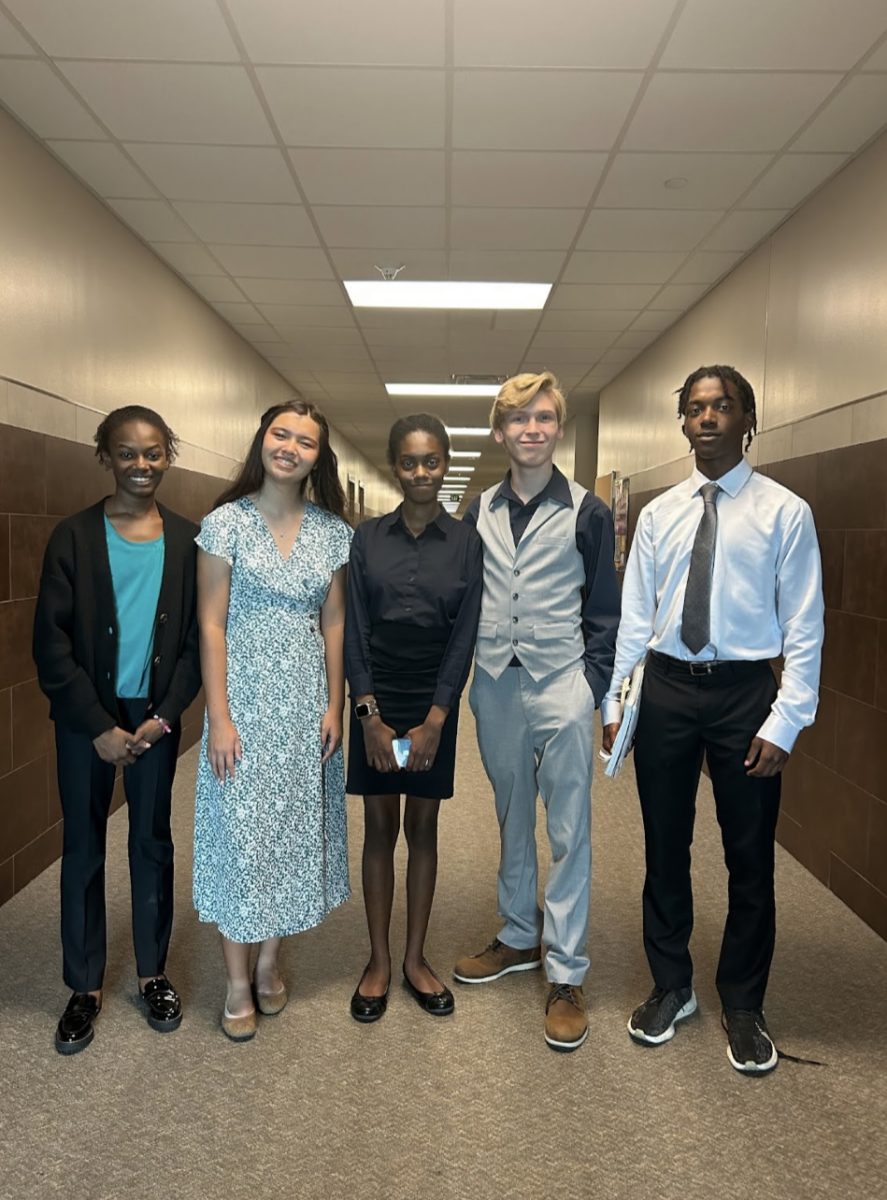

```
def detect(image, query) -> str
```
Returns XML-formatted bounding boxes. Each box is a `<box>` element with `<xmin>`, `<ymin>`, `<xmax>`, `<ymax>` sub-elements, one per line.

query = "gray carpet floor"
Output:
<box><xmin>1</xmin><ymin>707</ymin><xmax>886</xmax><ymax>1200</ymax></box>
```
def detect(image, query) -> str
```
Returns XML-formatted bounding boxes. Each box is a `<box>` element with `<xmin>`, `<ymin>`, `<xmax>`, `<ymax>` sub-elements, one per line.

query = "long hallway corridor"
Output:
<box><xmin>1</xmin><ymin>708</ymin><xmax>885</xmax><ymax>1200</ymax></box>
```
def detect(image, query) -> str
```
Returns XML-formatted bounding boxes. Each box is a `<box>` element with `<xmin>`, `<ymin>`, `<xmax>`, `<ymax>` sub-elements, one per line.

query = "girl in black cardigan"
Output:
<box><xmin>33</xmin><ymin>406</ymin><xmax>201</xmax><ymax>1055</ymax></box>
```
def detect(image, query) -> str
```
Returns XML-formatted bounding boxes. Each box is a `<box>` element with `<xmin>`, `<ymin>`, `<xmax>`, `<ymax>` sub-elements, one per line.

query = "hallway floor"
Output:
<box><xmin>1</xmin><ymin>710</ymin><xmax>885</xmax><ymax>1200</ymax></box>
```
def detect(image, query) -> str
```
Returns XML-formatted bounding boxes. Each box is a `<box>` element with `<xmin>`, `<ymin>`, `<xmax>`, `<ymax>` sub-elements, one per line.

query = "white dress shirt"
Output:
<box><xmin>602</xmin><ymin>458</ymin><xmax>824</xmax><ymax>752</ymax></box>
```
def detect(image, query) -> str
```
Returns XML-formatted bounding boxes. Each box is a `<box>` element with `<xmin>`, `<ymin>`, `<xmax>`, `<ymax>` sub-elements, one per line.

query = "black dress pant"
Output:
<box><xmin>633</xmin><ymin>653</ymin><xmax>780</xmax><ymax>1011</ymax></box>
<box><xmin>55</xmin><ymin>699</ymin><xmax>181</xmax><ymax>992</ymax></box>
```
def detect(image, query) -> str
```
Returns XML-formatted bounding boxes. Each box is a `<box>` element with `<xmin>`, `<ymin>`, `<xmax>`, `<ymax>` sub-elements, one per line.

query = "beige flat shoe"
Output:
<box><xmin>221</xmin><ymin>1004</ymin><xmax>257</xmax><ymax>1041</ymax></box>
<box><xmin>254</xmin><ymin>982</ymin><xmax>288</xmax><ymax>1016</ymax></box>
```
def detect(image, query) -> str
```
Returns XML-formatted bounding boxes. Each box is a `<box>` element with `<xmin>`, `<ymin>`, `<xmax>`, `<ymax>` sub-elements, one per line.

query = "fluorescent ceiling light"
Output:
<box><xmin>447</xmin><ymin>466</ymin><xmax>475</xmax><ymax>473</ymax></box>
<box><xmin>447</xmin><ymin>427</ymin><xmax>492</xmax><ymax>436</ymax></box>
<box><xmin>347</xmin><ymin>281</ymin><xmax>550</xmax><ymax>310</ymax></box>
<box><xmin>451</xmin><ymin>450</ymin><xmax>482</xmax><ymax>459</ymax></box>
<box><xmin>387</xmin><ymin>384</ymin><xmax>499</xmax><ymax>398</ymax></box>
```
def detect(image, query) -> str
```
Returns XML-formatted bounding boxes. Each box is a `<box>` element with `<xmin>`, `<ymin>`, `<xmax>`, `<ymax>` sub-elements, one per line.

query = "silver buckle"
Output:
<box><xmin>689</xmin><ymin>661</ymin><xmax>714</xmax><ymax>676</ymax></box>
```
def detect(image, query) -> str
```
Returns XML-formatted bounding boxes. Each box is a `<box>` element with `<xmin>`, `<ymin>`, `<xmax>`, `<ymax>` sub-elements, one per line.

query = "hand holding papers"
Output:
<box><xmin>600</xmin><ymin>659</ymin><xmax>645</xmax><ymax>778</ymax></box>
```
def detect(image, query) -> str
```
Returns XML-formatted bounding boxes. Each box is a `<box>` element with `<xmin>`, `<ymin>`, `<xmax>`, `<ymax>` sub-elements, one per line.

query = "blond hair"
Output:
<box><xmin>489</xmin><ymin>371</ymin><xmax>566</xmax><ymax>430</ymax></box>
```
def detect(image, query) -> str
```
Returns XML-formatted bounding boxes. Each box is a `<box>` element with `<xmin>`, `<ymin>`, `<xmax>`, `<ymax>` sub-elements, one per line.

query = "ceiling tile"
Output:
<box><xmin>279</xmin><ymin>328</ymin><xmax>365</xmax><ymax>348</ymax></box>
<box><xmin>59</xmin><ymin>63</ymin><xmax>274</xmax><ymax>145</ymax></box>
<box><xmin>613</xmin><ymin>329</ymin><xmax>661</xmax><ymax>351</ymax></box>
<box><xmin>739</xmin><ymin>154</ymin><xmax>848</xmax><ymax>208</ymax></box>
<box><xmin>259</xmin><ymin>304</ymin><xmax>355</xmax><ymax>328</ymax></box>
<box><xmin>793</xmin><ymin>76</ymin><xmax>887</xmax><ymax>151</ymax></box>
<box><xmin>172</xmin><ymin>202</ymin><xmax>318</xmax><ymax>247</ymax></box>
<box><xmin>453</xmin><ymin>70</ymin><xmax>642</xmax><ymax>151</ymax></box>
<box><xmin>596</xmin><ymin>153</ymin><xmax>771</xmax><ymax>208</ymax></box>
<box><xmin>46</xmin><ymin>140</ymin><xmax>157</xmax><ymax>197</ymax></box>
<box><xmin>539</xmin><ymin>310</ymin><xmax>636</xmax><ymax>331</ymax></box>
<box><xmin>669</xmin><ymin>251</ymin><xmax>744</xmax><ymax>284</ymax></box>
<box><xmin>453</xmin><ymin>0</ymin><xmax>676</xmax><ymax>68</ymax></box>
<box><xmin>126</xmin><ymin>145</ymin><xmax>300</xmax><ymax>203</ymax></box>
<box><xmin>700</xmin><ymin>210</ymin><xmax>790</xmax><ymax>251</ymax></box>
<box><xmin>184</xmin><ymin>276</ymin><xmax>249</xmax><ymax>303</ymax></box>
<box><xmin>451</xmin><ymin>151</ymin><xmax>608</xmax><ymax>207</ymax></box>
<box><xmin>577</xmin><ymin>208</ymin><xmax>722</xmax><ymax>251</ymax></box>
<box><xmin>311</xmin><ymin>373</ymin><xmax>381</xmax><ymax>387</ymax></box>
<box><xmin>450</xmin><ymin>208</ymin><xmax>583</xmax><ymax>251</ymax></box>
<box><xmin>313</xmin><ymin>206</ymin><xmax>445</xmax><ymax>248</ymax></box>
<box><xmin>3</xmin><ymin>0</ymin><xmax>239</xmax><ymax>60</ymax></box>
<box><xmin>649</xmin><ymin>282</ymin><xmax>710</xmax><ymax>309</ymax></box>
<box><xmin>0</xmin><ymin>11</ymin><xmax>34</xmax><ymax>53</ymax></box>
<box><xmin>661</xmin><ymin>0</ymin><xmax>887</xmax><ymax>70</ymax></box>
<box><xmin>236</xmin><ymin>278</ymin><xmax>345</xmax><ymax>305</ymax></box>
<box><xmin>363</xmin><ymin>327</ymin><xmax>447</xmax><ymax>349</ymax></box>
<box><xmin>209</xmin><ymin>245</ymin><xmax>334</xmax><ymax>280</ymax></box>
<box><xmin>290</xmin><ymin>148</ymin><xmax>444</xmax><ymax>206</ymax></box>
<box><xmin>0</xmin><ymin>61</ymin><xmax>105</xmax><ymax>137</ymax></box>
<box><xmin>530</xmin><ymin>331</ymin><xmax>619</xmax><ymax>354</ymax></box>
<box><xmin>356</xmin><ymin>311</ymin><xmax>447</xmax><ymax>333</ymax></box>
<box><xmin>150</xmin><ymin>242</ymin><xmax>224</xmax><ymax>275</ymax></box>
<box><xmin>106</xmin><ymin>198</ymin><xmax>195</xmax><ymax>241</ymax></box>
<box><xmin>562</xmin><ymin>251</ymin><xmax>685</xmax><ymax>284</ymax></box>
<box><xmin>630</xmin><ymin>309</ymin><xmax>683</xmax><ymax>331</ymax></box>
<box><xmin>329</xmin><ymin>248</ymin><xmax>447</xmax><ymax>280</ymax></box>
<box><xmin>625</xmin><ymin>72</ymin><xmax>839</xmax><ymax>152</ymax></box>
<box><xmin>258</xmin><ymin>67</ymin><xmax>445</xmax><ymax>148</ymax></box>
<box><xmin>226</xmin><ymin>0</ymin><xmax>445</xmax><ymax>66</ymax></box>
<box><xmin>527</xmin><ymin>345</ymin><xmax>612</xmax><ymax>365</ymax></box>
<box><xmin>230</xmin><ymin>322</ymin><xmax>283</xmax><ymax>341</ymax></box>
<box><xmin>447</xmin><ymin>250</ymin><xmax>567</xmax><ymax>280</ymax></box>
<box><xmin>549</xmin><ymin>283</ymin><xmax>661</xmax><ymax>309</ymax></box>
<box><xmin>211</xmin><ymin>300</ymin><xmax>264</xmax><ymax>323</ymax></box>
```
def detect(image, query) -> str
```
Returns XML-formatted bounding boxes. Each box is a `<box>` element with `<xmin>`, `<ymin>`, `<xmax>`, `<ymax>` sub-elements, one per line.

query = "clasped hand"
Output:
<box><xmin>93</xmin><ymin>720</ymin><xmax>163</xmax><ymax>768</ymax></box>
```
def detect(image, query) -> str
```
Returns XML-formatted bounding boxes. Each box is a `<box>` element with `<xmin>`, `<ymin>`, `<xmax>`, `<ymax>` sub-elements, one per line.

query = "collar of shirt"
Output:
<box><xmin>491</xmin><ymin>465</ymin><xmax>573</xmax><ymax>511</ymax></box>
<box><xmin>382</xmin><ymin>504</ymin><xmax>451</xmax><ymax>540</ymax></box>
<box><xmin>687</xmin><ymin>457</ymin><xmax>753</xmax><ymax>499</ymax></box>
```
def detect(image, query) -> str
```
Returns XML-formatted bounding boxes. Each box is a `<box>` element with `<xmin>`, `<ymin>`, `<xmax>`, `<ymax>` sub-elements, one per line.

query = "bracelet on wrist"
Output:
<box><xmin>152</xmin><ymin>714</ymin><xmax>172</xmax><ymax>735</ymax></box>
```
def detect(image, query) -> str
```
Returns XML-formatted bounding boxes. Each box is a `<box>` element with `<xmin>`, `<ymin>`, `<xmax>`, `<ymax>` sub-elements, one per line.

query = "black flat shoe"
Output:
<box><xmin>139</xmin><ymin>976</ymin><xmax>183</xmax><ymax>1033</ymax></box>
<box><xmin>350</xmin><ymin>969</ymin><xmax>390</xmax><ymax>1023</ymax></box>
<box><xmin>55</xmin><ymin>992</ymin><xmax>101</xmax><ymax>1055</ymax></box>
<box><xmin>402</xmin><ymin>962</ymin><xmax>455</xmax><ymax>1017</ymax></box>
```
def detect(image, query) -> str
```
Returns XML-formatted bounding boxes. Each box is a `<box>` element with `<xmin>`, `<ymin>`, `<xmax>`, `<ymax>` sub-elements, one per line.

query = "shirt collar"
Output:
<box><xmin>383</xmin><ymin>504</ymin><xmax>451</xmax><ymax>538</ymax></box>
<box><xmin>491</xmin><ymin>465</ymin><xmax>573</xmax><ymax>510</ymax></box>
<box><xmin>689</xmin><ymin>457</ymin><xmax>753</xmax><ymax>499</ymax></box>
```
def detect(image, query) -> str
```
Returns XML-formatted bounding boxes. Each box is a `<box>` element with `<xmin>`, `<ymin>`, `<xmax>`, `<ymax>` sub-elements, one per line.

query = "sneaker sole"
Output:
<box><xmin>453</xmin><ymin>959</ymin><xmax>542</xmax><ymax>985</ymax></box>
<box><xmin>544</xmin><ymin>1026</ymin><xmax>589</xmax><ymax>1052</ymax></box>
<box><xmin>726</xmin><ymin>1042</ymin><xmax>778</xmax><ymax>1074</ymax></box>
<box><xmin>627</xmin><ymin>992</ymin><xmax>698</xmax><ymax>1045</ymax></box>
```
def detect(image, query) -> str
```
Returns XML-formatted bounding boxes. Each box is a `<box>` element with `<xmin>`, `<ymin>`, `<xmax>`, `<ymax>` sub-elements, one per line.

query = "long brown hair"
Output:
<box><xmin>214</xmin><ymin>400</ymin><xmax>348</xmax><ymax>520</ymax></box>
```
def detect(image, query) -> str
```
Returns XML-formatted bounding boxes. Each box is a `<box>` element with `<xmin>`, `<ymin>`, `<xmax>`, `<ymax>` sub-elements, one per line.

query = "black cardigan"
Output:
<box><xmin>33</xmin><ymin>499</ymin><xmax>202</xmax><ymax>739</ymax></box>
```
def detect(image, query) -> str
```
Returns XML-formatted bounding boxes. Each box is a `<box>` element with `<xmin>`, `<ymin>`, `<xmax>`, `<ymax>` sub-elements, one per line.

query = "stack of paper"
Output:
<box><xmin>602</xmin><ymin>658</ymin><xmax>646</xmax><ymax>779</ymax></box>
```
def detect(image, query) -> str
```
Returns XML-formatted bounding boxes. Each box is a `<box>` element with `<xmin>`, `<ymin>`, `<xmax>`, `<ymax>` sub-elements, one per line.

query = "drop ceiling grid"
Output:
<box><xmin>0</xmin><ymin>0</ymin><xmax>884</xmax><ymax>482</ymax></box>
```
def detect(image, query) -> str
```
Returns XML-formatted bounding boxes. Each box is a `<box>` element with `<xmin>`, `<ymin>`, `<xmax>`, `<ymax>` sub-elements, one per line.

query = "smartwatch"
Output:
<box><xmin>354</xmin><ymin>700</ymin><xmax>380</xmax><ymax>720</ymax></box>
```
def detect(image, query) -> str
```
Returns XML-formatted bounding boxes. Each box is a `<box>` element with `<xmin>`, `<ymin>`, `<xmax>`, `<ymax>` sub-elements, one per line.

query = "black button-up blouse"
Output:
<box><xmin>344</xmin><ymin>506</ymin><xmax>483</xmax><ymax>709</ymax></box>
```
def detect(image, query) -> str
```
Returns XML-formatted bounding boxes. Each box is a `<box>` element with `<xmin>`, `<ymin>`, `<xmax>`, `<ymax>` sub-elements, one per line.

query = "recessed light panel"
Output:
<box><xmin>347</xmin><ymin>280</ymin><xmax>551</xmax><ymax>310</ymax></box>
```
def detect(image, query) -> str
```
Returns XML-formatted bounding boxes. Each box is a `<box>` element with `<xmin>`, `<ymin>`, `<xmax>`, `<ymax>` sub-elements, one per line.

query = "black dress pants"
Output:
<box><xmin>55</xmin><ymin>699</ymin><xmax>181</xmax><ymax>992</ymax></box>
<box><xmin>633</xmin><ymin>653</ymin><xmax>781</xmax><ymax>1011</ymax></box>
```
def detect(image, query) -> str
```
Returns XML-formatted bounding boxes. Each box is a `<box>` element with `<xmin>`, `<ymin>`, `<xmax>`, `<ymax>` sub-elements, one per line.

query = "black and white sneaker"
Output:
<box><xmin>722</xmin><ymin>1008</ymin><xmax>778</xmax><ymax>1074</ymax></box>
<box><xmin>628</xmin><ymin>986</ymin><xmax>697</xmax><ymax>1044</ymax></box>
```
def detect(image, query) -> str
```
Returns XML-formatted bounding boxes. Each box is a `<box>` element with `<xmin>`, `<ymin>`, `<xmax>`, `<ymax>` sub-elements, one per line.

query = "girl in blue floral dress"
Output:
<box><xmin>193</xmin><ymin>400</ymin><xmax>352</xmax><ymax>1040</ymax></box>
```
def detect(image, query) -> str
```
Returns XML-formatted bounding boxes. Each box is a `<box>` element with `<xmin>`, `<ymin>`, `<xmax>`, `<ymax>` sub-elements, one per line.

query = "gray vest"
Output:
<box><xmin>474</xmin><ymin>479</ymin><xmax>587</xmax><ymax>682</ymax></box>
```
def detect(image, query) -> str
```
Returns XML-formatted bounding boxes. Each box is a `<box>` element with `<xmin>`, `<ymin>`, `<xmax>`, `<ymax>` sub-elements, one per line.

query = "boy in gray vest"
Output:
<box><xmin>454</xmin><ymin>372</ymin><xmax>620</xmax><ymax>1051</ymax></box>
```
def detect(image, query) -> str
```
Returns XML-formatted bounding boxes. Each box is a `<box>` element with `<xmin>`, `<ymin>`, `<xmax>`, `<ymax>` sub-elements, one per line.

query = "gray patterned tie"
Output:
<box><xmin>681</xmin><ymin>482</ymin><xmax>720</xmax><ymax>654</ymax></box>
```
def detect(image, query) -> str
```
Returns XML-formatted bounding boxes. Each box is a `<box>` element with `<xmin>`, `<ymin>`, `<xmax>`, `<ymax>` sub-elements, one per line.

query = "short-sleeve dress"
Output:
<box><xmin>193</xmin><ymin>497</ymin><xmax>352</xmax><ymax>943</ymax></box>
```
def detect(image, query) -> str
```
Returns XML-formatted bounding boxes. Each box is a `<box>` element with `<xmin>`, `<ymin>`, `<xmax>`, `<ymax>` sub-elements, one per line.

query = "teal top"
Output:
<box><xmin>104</xmin><ymin>515</ymin><xmax>165</xmax><ymax>699</ymax></box>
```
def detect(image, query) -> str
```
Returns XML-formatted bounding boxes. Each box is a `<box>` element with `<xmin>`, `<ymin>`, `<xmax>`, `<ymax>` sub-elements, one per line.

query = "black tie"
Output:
<box><xmin>681</xmin><ymin>482</ymin><xmax>720</xmax><ymax>654</ymax></box>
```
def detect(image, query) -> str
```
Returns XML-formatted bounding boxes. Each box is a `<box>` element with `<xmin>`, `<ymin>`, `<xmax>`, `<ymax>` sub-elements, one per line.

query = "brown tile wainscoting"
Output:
<box><xmin>0</xmin><ymin>419</ymin><xmax>228</xmax><ymax>906</ymax></box>
<box><xmin>626</xmin><ymin>435</ymin><xmax>887</xmax><ymax>940</ymax></box>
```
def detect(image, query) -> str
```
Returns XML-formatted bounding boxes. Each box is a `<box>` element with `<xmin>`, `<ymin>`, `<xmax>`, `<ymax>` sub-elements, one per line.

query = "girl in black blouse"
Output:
<box><xmin>344</xmin><ymin>414</ymin><xmax>482</xmax><ymax>1021</ymax></box>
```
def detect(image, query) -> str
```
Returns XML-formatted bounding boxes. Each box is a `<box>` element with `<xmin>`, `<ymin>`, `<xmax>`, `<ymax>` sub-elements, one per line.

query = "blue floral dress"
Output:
<box><xmin>193</xmin><ymin>497</ymin><xmax>352</xmax><ymax>942</ymax></box>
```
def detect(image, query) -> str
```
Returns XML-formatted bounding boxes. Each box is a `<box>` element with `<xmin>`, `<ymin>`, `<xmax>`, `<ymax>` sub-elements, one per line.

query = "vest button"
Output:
<box><xmin>512</xmin><ymin>593</ymin><xmax>518</xmax><ymax>600</ymax></box>
<box><xmin>512</xmin><ymin>616</ymin><xmax>518</xmax><ymax>623</ymax></box>
<box><xmin>153</xmin><ymin>655</ymin><xmax>161</xmax><ymax>666</ymax></box>
<box><xmin>512</xmin><ymin>638</ymin><xmax>519</xmax><ymax>646</ymax></box>
<box><xmin>513</xmin><ymin>568</ymin><xmax>520</xmax><ymax>576</ymax></box>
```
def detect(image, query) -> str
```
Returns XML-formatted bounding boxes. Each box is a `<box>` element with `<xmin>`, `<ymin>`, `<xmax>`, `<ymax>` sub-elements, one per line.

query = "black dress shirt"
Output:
<box><xmin>345</xmin><ymin>506</ymin><xmax>483</xmax><ymax>708</ymax></box>
<box><xmin>463</xmin><ymin>466</ymin><xmax>620</xmax><ymax>705</ymax></box>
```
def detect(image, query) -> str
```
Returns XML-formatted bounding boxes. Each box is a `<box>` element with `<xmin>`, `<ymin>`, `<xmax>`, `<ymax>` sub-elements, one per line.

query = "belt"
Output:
<box><xmin>649</xmin><ymin>650</ymin><xmax>768</xmax><ymax>677</ymax></box>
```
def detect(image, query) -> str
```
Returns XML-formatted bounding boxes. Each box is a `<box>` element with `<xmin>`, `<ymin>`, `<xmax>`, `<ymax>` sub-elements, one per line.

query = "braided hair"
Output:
<box><xmin>675</xmin><ymin>365</ymin><xmax>757</xmax><ymax>450</ymax></box>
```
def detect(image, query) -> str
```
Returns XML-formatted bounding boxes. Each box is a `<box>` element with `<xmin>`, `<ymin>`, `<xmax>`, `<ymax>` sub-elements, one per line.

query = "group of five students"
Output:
<box><xmin>33</xmin><ymin>364</ymin><xmax>823</xmax><ymax>1075</ymax></box>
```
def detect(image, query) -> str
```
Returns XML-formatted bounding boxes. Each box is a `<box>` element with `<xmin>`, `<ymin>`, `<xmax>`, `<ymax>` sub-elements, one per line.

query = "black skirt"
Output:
<box><xmin>346</xmin><ymin>622</ymin><xmax>459</xmax><ymax>799</ymax></box>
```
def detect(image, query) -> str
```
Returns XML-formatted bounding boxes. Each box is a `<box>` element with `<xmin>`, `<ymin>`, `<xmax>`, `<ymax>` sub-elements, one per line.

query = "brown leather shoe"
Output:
<box><xmin>453</xmin><ymin>937</ymin><xmax>542</xmax><ymax>984</ymax></box>
<box><xmin>544</xmin><ymin>983</ymin><xmax>588</xmax><ymax>1052</ymax></box>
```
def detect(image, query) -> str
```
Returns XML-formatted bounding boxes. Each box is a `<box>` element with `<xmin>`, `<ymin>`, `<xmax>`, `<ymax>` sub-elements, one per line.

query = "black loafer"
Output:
<box><xmin>350</xmin><ymin>973</ymin><xmax>390</xmax><ymax>1024</ymax></box>
<box><xmin>139</xmin><ymin>976</ymin><xmax>183</xmax><ymax>1033</ymax></box>
<box><xmin>55</xmin><ymin>992</ymin><xmax>101</xmax><ymax>1055</ymax></box>
<box><xmin>403</xmin><ymin>963</ymin><xmax>455</xmax><ymax>1017</ymax></box>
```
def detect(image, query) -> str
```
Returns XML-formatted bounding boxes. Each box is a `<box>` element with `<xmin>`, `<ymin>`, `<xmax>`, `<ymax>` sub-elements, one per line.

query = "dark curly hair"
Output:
<box><xmin>386</xmin><ymin>413</ymin><xmax>450</xmax><ymax>465</ymax></box>
<box><xmin>675</xmin><ymin>365</ymin><xmax>757</xmax><ymax>450</ymax></box>
<box><xmin>94</xmin><ymin>406</ymin><xmax>180</xmax><ymax>462</ymax></box>
<box><xmin>214</xmin><ymin>399</ymin><xmax>348</xmax><ymax>521</ymax></box>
